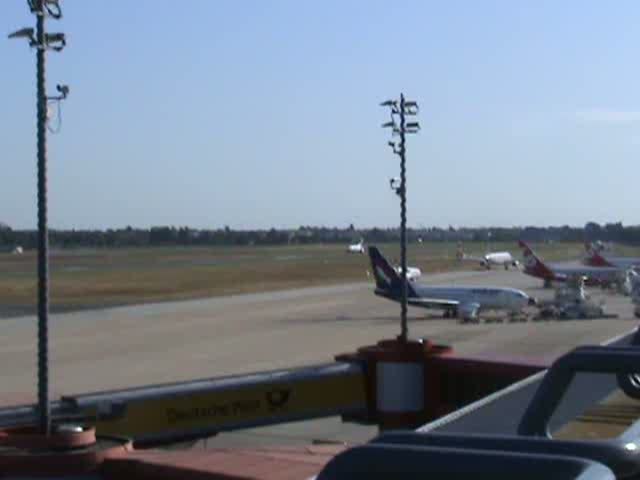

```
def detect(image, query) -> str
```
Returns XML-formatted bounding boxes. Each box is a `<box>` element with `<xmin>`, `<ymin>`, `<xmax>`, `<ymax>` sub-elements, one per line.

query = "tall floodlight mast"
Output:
<box><xmin>8</xmin><ymin>0</ymin><xmax>69</xmax><ymax>435</ymax></box>
<box><xmin>381</xmin><ymin>94</ymin><xmax>420</xmax><ymax>343</ymax></box>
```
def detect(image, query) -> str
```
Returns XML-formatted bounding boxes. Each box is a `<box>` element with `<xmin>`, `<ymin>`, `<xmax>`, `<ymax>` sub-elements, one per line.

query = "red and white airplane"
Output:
<box><xmin>584</xmin><ymin>241</ymin><xmax>640</xmax><ymax>270</ymax></box>
<box><xmin>518</xmin><ymin>240</ymin><xmax>622</xmax><ymax>288</ymax></box>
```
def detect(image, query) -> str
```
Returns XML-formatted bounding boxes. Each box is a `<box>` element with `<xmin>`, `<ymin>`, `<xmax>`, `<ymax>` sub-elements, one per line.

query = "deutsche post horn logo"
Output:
<box><xmin>266</xmin><ymin>388</ymin><xmax>291</xmax><ymax>410</ymax></box>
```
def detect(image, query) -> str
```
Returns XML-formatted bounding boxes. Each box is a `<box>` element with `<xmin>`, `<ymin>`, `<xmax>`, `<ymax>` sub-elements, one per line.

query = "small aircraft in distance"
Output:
<box><xmin>456</xmin><ymin>243</ymin><xmax>519</xmax><ymax>270</ymax></box>
<box><xmin>347</xmin><ymin>239</ymin><xmax>365</xmax><ymax>254</ymax></box>
<box><xmin>369</xmin><ymin>246</ymin><xmax>535</xmax><ymax>322</ymax></box>
<box><xmin>394</xmin><ymin>265</ymin><xmax>422</xmax><ymax>282</ymax></box>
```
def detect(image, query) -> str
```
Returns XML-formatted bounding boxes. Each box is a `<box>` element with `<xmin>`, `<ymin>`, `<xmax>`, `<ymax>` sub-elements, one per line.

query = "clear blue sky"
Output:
<box><xmin>2</xmin><ymin>1</ymin><xmax>640</xmax><ymax>230</ymax></box>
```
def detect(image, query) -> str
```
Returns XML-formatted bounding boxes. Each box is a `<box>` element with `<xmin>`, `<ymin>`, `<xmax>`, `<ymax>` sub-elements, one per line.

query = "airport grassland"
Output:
<box><xmin>0</xmin><ymin>241</ymin><xmax>626</xmax><ymax>317</ymax></box>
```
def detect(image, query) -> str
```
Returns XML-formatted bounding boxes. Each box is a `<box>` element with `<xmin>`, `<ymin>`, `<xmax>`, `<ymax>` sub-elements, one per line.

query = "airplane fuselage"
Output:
<box><xmin>412</xmin><ymin>286</ymin><xmax>531</xmax><ymax>312</ymax></box>
<box><xmin>375</xmin><ymin>285</ymin><xmax>531</xmax><ymax>314</ymax></box>
<box><xmin>484</xmin><ymin>252</ymin><xmax>514</xmax><ymax>266</ymax></box>
<box><xmin>460</xmin><ymin>250</ymin><xmax>517</xmax><ymax>269</ymax></box>
<box><xmin>530</xmin><ymin>263</ymin><xmax>622</xmax><ymax>285</ymax></box>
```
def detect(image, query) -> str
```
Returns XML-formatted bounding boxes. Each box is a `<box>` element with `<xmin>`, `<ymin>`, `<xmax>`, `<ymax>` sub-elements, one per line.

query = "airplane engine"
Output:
<box><xmin>458</xmin><ymin>303</ymin><xmax>480</xmax><ymax>323</ymax></box>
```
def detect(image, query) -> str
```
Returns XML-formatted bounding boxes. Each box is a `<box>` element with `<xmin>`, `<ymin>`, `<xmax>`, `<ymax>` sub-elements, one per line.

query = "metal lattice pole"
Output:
<box><xmin>381</xmin><ymin>94</ymin><xmax>420</xmax><ymax>343</ymax></box>
<box><xmin>9</xmin><ymin>0</ymin><xmax>67</xmax><ymax>435</ymax></box>
<box><xmin>398</xmin><ymin>94</ymin><xmax>408</xmax><ymax>342</ymax></box>
<box><xmin>35</xmin><ymin>0</ymin><xmax>50</xmax><ymax>436</ymax></box>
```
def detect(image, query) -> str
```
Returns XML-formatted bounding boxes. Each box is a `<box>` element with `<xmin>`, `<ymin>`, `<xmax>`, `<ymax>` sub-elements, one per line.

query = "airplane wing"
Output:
<box><xmin>408</xmin><ymin>298</ymin><xmax>481</xmax><ymax>321</ymax></box>
<box><xmin>408</xmin><ymin>297</ymin><xmax>460</xmax><ymax>309</ymax></box>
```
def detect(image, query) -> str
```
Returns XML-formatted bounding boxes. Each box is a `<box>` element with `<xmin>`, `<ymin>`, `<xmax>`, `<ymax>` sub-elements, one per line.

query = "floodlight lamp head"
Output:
<box><xmin>406</xmin><ymin>122</ymin><xmax>420</xmax><ymax>130</ymax></box>
<box><xmin>45</xmin><ymin>0</ymin><xmax>63</xmax><ymax>19</ymax></box>
<box><xmin>380</xmin><ymin>100</ymin><xmax>397</xmax><ymax>108</ymax></box>
<box><xmin>56</xmin><ymin>84</ymin><xmax>69</xmax><ymax>98</ymax></box>
<box><xmin>403</xmin><ymin>101</ymin><xmax>419</xmax><ymax>116</ymax></box>
<box><xmin>45</xmin><ymin>32</ymin><xmax>66</xmax><ymax>51</ymax></box>
<box><xmin>381</xmin><ymin>121</ymin><xmax>396</xmax><ymax>128</ymax></box>
<box><xmin>8</xmin><ymin>27</ymin><xmax>35</xmax><ymax>42</ymax></box>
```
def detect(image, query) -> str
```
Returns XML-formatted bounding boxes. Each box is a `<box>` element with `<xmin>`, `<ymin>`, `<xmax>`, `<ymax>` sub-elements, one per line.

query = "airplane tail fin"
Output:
<box><xmin>585</xmin><ymin>241</ymin><xmax>613</xmax><ymax>267</ymax></box>
<box><xmin>368</xmin><ymin>246</ymin><xmax>417</xmax><ymax>297</ymax></box>
<box><xmin>584</xmin><ymin>241</ymin><xmax>598</xmax><ymax>256</ymax></box>
<box><xmin>517</xmin><ymin>240</ymin><xmax>555</xmax><ymax>278</ymax></box>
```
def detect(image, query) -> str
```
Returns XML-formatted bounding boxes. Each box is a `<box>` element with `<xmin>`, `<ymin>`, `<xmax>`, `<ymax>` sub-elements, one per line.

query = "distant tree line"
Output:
<box><xmin>1</xmin><ymin>221</ymin><xmax>639</xmax><ymax>249</ymax></box>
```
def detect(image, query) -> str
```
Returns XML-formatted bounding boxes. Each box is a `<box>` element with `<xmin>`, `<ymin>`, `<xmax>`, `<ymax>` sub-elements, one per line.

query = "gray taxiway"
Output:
<box><xmin>0</xmin><ymin>268</ymin><xmax>636</xmax><ymax>446</ymax></box>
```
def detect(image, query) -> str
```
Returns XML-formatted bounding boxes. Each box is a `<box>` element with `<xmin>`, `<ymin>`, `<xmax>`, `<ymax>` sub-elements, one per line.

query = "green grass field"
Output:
<box><xmin>0</xmin><ymin>241</ymin><xmax>630</xmax><ymax>317</ymax></box>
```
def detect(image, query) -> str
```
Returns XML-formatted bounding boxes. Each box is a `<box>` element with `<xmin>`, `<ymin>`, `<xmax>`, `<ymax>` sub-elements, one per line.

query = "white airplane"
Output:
<box><xmin>347</xmin><ymin>239</ymin><xmax>365</xmax><ymax>254</ymax></box>
<box><xmin>394</xmin><ymin>265</ymin><xmax>422</xmax><ymax>282</ymax></box>
<box><xmin>369</xmin><ymin>246</ymin><xmax>535</xmax><ymax>322</ymax></box>
<box><xmin>456</xmin><ymin>243</ymin><xmax>519</xmax><ymax>270</ymax></box>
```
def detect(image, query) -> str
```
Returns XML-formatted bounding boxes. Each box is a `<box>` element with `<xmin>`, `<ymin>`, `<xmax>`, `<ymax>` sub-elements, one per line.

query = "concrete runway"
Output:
<box><xmin>1</xmin><ymin>267</ymin><xmax>637</xmax><ymax>446</ymax></box>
